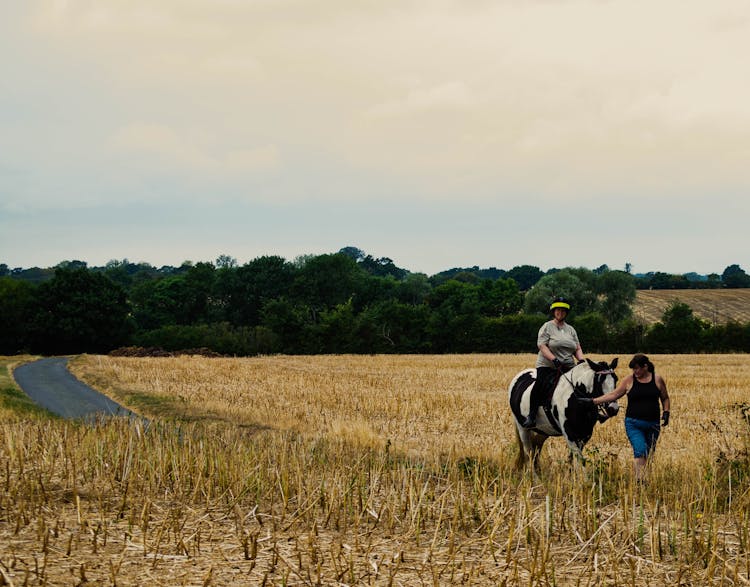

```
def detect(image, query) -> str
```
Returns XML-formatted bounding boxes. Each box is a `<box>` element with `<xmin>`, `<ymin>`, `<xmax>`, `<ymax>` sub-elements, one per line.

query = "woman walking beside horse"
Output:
<box><xmin>585</xmin><ymin>353</ymin><xmax>671</xmax><ymax>481</ymax></box>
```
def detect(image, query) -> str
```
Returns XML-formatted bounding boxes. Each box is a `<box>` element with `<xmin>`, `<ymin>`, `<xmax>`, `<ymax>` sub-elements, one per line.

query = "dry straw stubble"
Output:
<box><xmin>0</xmin><ymin>353</ymin><xmax>748</xmax><ymax>585</ymax></box>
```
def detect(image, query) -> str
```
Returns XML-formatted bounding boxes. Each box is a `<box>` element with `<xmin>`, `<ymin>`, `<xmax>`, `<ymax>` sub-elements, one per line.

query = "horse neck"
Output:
<box><xmin>565</xmin><ymin>363</ymin><xmax>594</xmax><ymax>392</ymax></box>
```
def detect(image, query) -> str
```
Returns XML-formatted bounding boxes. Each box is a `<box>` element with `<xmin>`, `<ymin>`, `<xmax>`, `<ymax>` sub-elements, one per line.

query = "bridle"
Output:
<box><xmin>560</xmin><ymin>365</ymin><xmax>617</xmax><ymax>417</ymax></box>
<box><xmin>592</xmin><ymin>368</ymin><xmax>618</xmax><ymax>419</ymax></box>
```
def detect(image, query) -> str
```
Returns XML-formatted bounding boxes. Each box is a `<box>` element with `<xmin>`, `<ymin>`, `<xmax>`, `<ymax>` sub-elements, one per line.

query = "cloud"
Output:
<box><xmin>7</xmin><ymin>0</ymin><xmax>750</xmax><ymax>210</ymax></box>
<box><xmin>110</xmin><ymin>123</ymin><xmax>280</xmax><ymax>176</ymax></box>
<box><xmin>365</xmin><ymin>81</ymin><xmax>477</xmax><ymax>118</ymax></box>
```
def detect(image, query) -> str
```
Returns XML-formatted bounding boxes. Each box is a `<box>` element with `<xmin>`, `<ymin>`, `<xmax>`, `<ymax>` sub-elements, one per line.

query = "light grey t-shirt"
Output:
<box><xmin>535</xmin><ymin>320</ymin><xmax>580</xmax><ymax>368</ymax></box>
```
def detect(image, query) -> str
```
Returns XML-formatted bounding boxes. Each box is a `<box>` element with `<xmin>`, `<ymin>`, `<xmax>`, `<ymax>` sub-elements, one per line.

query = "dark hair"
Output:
<box><xmin>628</xmin><ymin>353</ymin><xmax>654</xmax><ymax>373</ymax></box>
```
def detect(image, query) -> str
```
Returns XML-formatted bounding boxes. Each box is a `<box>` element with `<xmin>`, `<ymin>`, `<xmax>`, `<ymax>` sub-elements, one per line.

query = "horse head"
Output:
<box><xmin>585</xmin><ymin>358</ymin><xmax>620</xmax><ymax>422</ymax></box>
<box><xmin>558</xmin><ymin>358</ymin><xmax>620</xmax><ymax>453</ymax></box>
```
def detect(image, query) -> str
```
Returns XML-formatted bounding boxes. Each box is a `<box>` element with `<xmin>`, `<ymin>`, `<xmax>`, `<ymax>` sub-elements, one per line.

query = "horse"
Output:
<box><xmin>508</xmin><ymin>358</ymin><xmax>620</xmax><ymax>471</ymax></box>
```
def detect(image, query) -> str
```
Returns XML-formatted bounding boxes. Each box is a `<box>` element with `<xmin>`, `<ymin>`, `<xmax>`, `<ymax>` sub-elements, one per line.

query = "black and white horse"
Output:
<box><xmin>508</xmin><ymin>358</ymin><xmax>620</xmax><ymax>470</ymax></box>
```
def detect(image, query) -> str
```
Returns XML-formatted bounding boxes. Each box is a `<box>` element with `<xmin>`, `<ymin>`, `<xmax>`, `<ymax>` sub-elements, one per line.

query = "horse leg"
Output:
<box><xmin>529</xmin><ymin>433</ymin><xmax>548</xmax><ymax>473</ymax></box>
<box><xmin>514</xmin><ymin>424</ymin><xmax>530</xmax><ymax>470</ymax></box>
<box><xmin>565</xmin><ymin>440</ymin><xmax>586</xmax><ymax>479</ymax></box>
<box><xmin>515</xmin><ymin>425</ymin><xmax>547</xmax><ymax>473</ymax></box>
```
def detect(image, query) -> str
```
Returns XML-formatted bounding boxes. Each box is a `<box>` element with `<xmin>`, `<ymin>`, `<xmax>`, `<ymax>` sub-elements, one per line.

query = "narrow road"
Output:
<box><xmin>13</xmin><ymin>357</ymin><xmax>137</xmax><ymax>420</ymax></box>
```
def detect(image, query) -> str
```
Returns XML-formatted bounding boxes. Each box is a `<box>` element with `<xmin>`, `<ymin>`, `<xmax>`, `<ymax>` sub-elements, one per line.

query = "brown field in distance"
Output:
<box><xmin>2</xmin><ymin>353</ymin><xmax>749</xmax><ymax>585</ymax></box>
<box><xmin>634</xmin><ymin>288</ymin><xmax>750</xmax><ymax>324</ymax></box>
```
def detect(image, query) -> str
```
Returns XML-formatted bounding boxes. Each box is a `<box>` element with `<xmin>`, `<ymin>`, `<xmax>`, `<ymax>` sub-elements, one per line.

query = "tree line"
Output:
<box><xmin>2</xmin><ymin>249</ymin><xmax>749</xmax><ymax>356</ymax></box>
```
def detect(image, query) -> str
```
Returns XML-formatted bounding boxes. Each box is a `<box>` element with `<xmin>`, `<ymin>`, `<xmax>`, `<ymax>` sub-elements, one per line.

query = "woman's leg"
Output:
<box><xmin>638</xmin><ymin>422</ymin><xmax>661</xmax><ymax>481</ymax></box>
<box><xmin>523</xmin><ymin>367</ymin><xmax>553</xmax><ymax>428</ymax></box>
<box><xmin>625</xmin><ymin>418</ymin><xmax>655</xmax><ymax>482</ymax></box>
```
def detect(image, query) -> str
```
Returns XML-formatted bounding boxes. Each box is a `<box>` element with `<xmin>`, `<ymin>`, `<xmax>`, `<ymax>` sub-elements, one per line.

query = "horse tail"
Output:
<box><xmin>514</xmin><ymin>425</ymin><xmax>526</xmax><ymax>469</ymax></box>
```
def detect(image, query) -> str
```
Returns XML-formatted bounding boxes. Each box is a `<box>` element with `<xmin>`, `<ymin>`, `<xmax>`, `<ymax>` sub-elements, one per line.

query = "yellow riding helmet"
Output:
<box><xmin>549</xmin><ymin>297</ymin><xmax>571</xmax><ymax>312</ymax></box>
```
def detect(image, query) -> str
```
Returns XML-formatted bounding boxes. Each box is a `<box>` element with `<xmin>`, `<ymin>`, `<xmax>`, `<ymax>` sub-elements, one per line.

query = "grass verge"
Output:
<box><xmin>0</xmin><ymin>355</ymin><xmax>57</xmax><ymax>419</ymax></box>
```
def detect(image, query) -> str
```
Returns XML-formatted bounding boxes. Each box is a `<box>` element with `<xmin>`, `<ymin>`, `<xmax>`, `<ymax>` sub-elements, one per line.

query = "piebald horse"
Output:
<box><xmin>508</xmin><ymin>358</ymin><xmax>620</xmax><ymax>470</ymax></box>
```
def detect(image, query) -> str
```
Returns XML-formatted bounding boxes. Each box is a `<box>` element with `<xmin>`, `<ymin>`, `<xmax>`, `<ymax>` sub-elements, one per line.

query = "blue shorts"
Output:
<box><xmin>624</xmin><ymin>417</ymin><xmax>660</xmax><ymax>459</ymax></box>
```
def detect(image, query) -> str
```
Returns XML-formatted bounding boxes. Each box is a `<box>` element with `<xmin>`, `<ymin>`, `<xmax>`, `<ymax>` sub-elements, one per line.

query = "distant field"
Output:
<box><xmin>634</xmin><ymin>288</ymin><xmax>750</xmax><ymax>324</ymax></box>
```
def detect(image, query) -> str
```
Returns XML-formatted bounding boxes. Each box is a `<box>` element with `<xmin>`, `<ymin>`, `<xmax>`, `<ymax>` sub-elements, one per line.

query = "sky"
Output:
<box><xmin>1</xmin><ymin>1</ymin><xmax>749</xmax><ymax>277</ymax></box>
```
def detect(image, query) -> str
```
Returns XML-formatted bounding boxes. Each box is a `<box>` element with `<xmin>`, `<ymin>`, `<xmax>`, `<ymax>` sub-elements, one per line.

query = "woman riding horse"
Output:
<box><xmin>522</xmin><ymin>296</ymin><xmax>585</xmax><ymax>428</ymax></box>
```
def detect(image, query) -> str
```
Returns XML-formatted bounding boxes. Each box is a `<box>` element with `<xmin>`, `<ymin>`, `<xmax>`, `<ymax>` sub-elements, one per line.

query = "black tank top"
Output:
<box><xmin>625</xmin><ymin>375</ymin><xmax>661</xmax><ymax>421</ymax></box>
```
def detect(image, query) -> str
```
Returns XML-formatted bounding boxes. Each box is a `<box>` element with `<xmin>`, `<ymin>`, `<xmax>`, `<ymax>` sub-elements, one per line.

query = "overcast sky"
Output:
<box><xmin>2</xmin><ymin>1</ymin><xmax>748</xmax><ymax>276</ymax></box>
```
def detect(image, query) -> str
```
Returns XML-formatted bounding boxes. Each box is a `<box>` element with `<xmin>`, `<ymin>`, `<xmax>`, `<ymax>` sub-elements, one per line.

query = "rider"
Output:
<box><xmin>522</xmin><ymin>296</ymin><xmax>586</xmax><ymax>428</ymax></box>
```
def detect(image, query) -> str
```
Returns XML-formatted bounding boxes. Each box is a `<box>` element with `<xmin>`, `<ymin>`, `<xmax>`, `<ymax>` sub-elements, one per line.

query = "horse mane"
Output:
<box><xmin>561</xmin><ymin>361</ymin><xmax>595</xmax><ymax>390</ymax></box>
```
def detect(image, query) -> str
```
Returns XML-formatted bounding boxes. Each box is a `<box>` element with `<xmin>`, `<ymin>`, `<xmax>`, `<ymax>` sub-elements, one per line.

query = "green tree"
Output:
<box><xmin>571</xmin><ymin>312</ymin><xmax>609</xmax><ymax>353</ymax></box>
<box><xmin>0</xmin><ymin>277</ymin><xmax>35</xmax><ymax>353</ymax></box>
<box><xmin>215</xmin><ymin>255</ymin><xmax>296</xmax><ymax>326</ymax></box>
<box><xmin>523</xmin><ymin>268</ymin><xmax>598</xmax><ymax>316</ymax></box>
<box><xmin>608</xmin><ymin>318</ymin><xmax>647</xmax><ymax>353</ymax></box>
<box><xmin>506</xmin><ymin>265</ymin><xmax>544</xmax><ymax>291</ymax></box>
<box><xmin>643</xmin><ymin>272</ymin><xmax>690</xmax><ymax>289</ymax></box>
<box><xmin>480</xmin><ymin>314</ymin><xmax>546</xmax><ymax>353</ymax></box>
<box><xmin>358</xmin><ymin>255</ymin><xmax>408</xmax><ymax>279</ymax></box>
<box><xmin>704</xmin><ymin>320</ymin><xmax>750</xmax><ymax>352</ymax></box>
<box><xmin>129</xmin><ymin>262</ymin><xmax>219</xmax><ymax>329</ymax></box>
<box><xmin>29</xmin><ymin>267</ymin><xmax>132</xmax><ymax>354</ymax></box>
<box><xmin>315</xmin><ymin>300</ymin><xmax>362</xmax><ymax>353</ymax></box>
<box><xmin>395</xmin><ymin>273</ymin><xmax>432</xmax><ymax>305</ymax></box>
<box><xmin>722</xmin><ymin>264</ymin><xmax>750</xmax><ymax>288</ymax></box>
<box><xmin>215</xmin><ymin>254</ymin><xmax>238</xmax><ymax>269</ymax></box>
<box><xmin>596</xmin><ymin>270</ymin><xmax>636</xmax><ymax>324</ymax></box>
<box><xmin>359</xmin><ymin>299</ymin><xmax>432</xmax><ymax>353</ymax></box>
<box><xmin>706</xmin><ymin>273</ymin><xmax>722</xmax><ymax>288</ymax></box>
<box><xmin>260</xmin><ymin>298</ymin><xmax>312</xmax><ymax>354</ymax></box>
<box><xmin>10</xmin><ymin>266</ymin><xmax>54</xmax><ymax>284</ymax></box>
<box><xmin>291</xmin><ymin>254</ymin><xmax>367</xmax><ymax>315</ymax></box>
<box><xmin>130</xmin><ymin>276</ymin><xmax>190</xmax><ymax>329</ymax></box>
<box><xmin>644</xmin><ymin>301</ymin><xmax>708</xmax><ymax>352</ymax></box>
<box><xmin>183</xmin><ymin>262</ymin><xmax>218</xmax><ymax>323</ymax></box>
<box><xmin>425</xmin><ymin>280</ymin><xmax>482</xmax><ymax>352</ymax></box>
<box><xmin>477</xmin><ymin>278</ymin><xmax>524</xmax><ymax>317</ymax></box>
<box><xmin>338</xmin><ymin>246</ymin><xmax>366</xmax><ymax>262</ymax></box>
<box><xmin>103</xmin><ymin>259</ymin><xmax>158</xmax><ymax>289</ymax></box>
<box><xmin>56</xmin><ymin>260</ymin><xmax>88</xmax><ymax>270</ymax></box>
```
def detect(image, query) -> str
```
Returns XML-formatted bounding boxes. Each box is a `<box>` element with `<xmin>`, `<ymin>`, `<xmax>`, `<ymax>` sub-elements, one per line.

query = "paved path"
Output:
<box><xmin>13</xmin><ymin>357</ymin><xmax>137</xmax><ymax>420</ymax></box>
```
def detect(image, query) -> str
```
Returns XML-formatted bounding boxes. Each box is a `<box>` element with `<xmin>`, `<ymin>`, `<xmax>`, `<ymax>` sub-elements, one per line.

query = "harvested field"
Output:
<box><xmin>2</xmin><ymin>353</ymin><xmax>749</xmax><ymax>585</ymax></box>
<box><xmin>634</xmin><ymin>288</ymin><xmax>750</xmax><ymax>324</ymax></box>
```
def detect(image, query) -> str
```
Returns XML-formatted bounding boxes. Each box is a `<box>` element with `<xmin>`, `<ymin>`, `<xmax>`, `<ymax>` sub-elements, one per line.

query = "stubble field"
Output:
<box><xmin>1</xmin><ymin>353</ymin><xmax>749</xmax><ymax>585</ymax></box>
